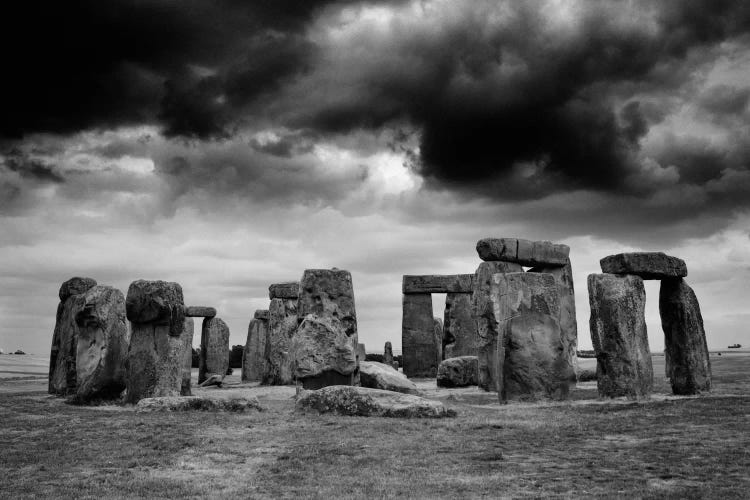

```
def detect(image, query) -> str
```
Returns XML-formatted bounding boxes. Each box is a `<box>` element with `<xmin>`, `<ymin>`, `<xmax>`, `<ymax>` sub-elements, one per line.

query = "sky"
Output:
<box><xmin>2</xmin><ymin>0</ymin><xmax>750</xmax><ymax>355</ymax></box>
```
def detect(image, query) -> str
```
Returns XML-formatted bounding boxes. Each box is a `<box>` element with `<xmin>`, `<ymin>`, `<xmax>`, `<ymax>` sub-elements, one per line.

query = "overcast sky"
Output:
<box><xmin>2</xmin><ymin>0</ymin><xmax>750</xmax><ymax>356</ymax></box>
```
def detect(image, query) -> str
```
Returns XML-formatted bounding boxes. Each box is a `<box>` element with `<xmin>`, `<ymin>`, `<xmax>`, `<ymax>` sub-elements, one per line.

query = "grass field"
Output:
<box><xmin>1</xmin><ymin>354</ymin><xmax>748</xmax><ymax>499</ymax></box>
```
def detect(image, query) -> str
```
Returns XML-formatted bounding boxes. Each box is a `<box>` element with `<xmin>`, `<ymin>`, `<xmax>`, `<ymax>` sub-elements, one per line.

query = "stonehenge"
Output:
<box><xmin>402</xmin><ymin>293</ymin><xmax>438</xmax><ymax>377</ymax></box>
<box><xmin>443</xmin><ymin>292</ymin><xmax>475</xmax><ymax>359</ymax></box>
<box><xmin>436</xmin><ymin>356</ymin><xmax>478</xmax><ymax>388</ymax></box>
<box><xmin>185</xmin><ymin>306</ymin><xmax>216</xmax><ymax>318</ymax></box>
<box><xmin>383</xmin><ymin>341</ymin><xmax>394</xmax><ymax>366</ymax></box>
<box><xmin>264</xmin><ymin>282</ymin><xmax>300</xmax><ymax>385</ymax></box>
<box><xmin>124</xmin><ymin>280</ymin><xmax>186</xmax><ymax>404</ymax></box>
<box><xmin>180</xmin><ymin>317</ymin><xmax>194</xmax><ymax>396</ymax></box>
<box><xmin>589</xmin><ymin>252</ymin><xmax>710</xmax><ymax>397</ymax></box>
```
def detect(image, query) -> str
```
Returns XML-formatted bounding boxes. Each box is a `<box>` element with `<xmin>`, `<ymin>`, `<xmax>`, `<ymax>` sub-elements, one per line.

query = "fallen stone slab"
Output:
<box><xmin>199</xmin><ymin>374</ymin><xmax>224</xmax><ymax>387</ymax></box>
<box><xmin>588</xmin><ymin>273</ymin><xmax>653</xmax><ymax>398</ymax></box>
<box><xmin>136</xmin><ymin>395</ymin><xmax>263</xmax><ymax>412</ymax></box>
<box><xmin>360</xmin><ymin>361</ymin><xmax>419</xmax><ymax>394</ymax></box>
<box><xmin>437</xmin><ymin>356</ymin><xmax>478</xmax><ymax>388</ymax></box>
<box><xmin>476</xmin><ymin>238</ymin><xmax>569</xmax><ymax>267</ymax></box>
<box><xmin>268</xmin><ymin>282</ymin><xmax>300</xmax><ymax>299</ymax></box>
<box><xmin>402</xmin><ymin>274</ymin><xmax>473</xmax><ymax>294</ymax></box>
<box><xmin>296</xmin><ymin>386</ymin><xmax>456</xmax><ymax>418</ymax></box>
<box><xmin>184</xmin><ymin>306</ymin><xmax>216</xmax><ymax>318</ymax></box>
<box><xmin>659</xmin><ymin>279</ymin><xmax>711</xmax><ymax>395</ymax></box>
<box><xmin>600</xmin><ymin>252</ymin><xmax>687</xmax><ymax>279</ymax></box>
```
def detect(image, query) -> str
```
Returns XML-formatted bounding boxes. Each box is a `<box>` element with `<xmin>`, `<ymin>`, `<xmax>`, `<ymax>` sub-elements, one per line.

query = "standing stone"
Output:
<box><xmin>74</xmin><ymin>285</ymin><xmax>130</xmax><ymax>401</ymax></box>
<box><xmin>492</xmin><ymin>273</ymin><xmax>574</xmax><ymax>402</ymax></box>
<box><xmin>588</xmin><ymin>274</ymin><xmax>653</xmax><ymax>398</ymax></box>
<box><xmin>49</xmin><ymin>277</ymin><xmax>97</xmax><ymax>395</ymax></box>
<box><xmin>384</xmin><ymin>341</ymin><xmax>394</xmax><ymax>367</ymax></box>
<box><xmin>180</xmin><ymin>317</ymin><xmax>194</xmax><ymax>396</ymax></box>
<box><xmin>402</xmin><ymin>294</ymin><xmax>438</xmax><ymax>377</ymax></box>
<box><xmin>437</xmin><ymin>356</ymin><xmax>479</xmax><ymax>388</ymax></box>
<box><xmin>291</xmin><ymin>315</ymin><xmax>357</xmax><ymax>389</ymax></box>
<box><xmin>356</xmin><ymin>343</ymin><xmax>367</xmax><ymax>363</ymax></box>
<box><xmin>242</xmin><ymin>310</ymin><xmax>269</xmax><ymax>382</ymax></box>
<box><xmin>199</xmin><ymin>317</ymin><xmax>230</xmax><ymax>384</ymax></box>
<box><xmin>433</xmin><ymin>318</ymin><xmax>444</xmax><ymax>364</ymax></box>
<box><xmin>659</xmin><ymin>279</ymin><xmax>711</xmax><ymax>395</ymax></box>
<box><xmin>443</xmin><ymin>293</ymin><xmax>475</xmax><ymax>359</ymax></box>
<box><xmin>528</xmin><ymin>259</ymin><xmax>578</xmax><ymax>374</ymax></box>
<box><xmin>263</xmin><ymin>297</ymin><xmax>298</xmax><ymax>385</ymax></box>
<box><xmin>472</xmin><ymin>261</ymin><xmax>523</xmax><ymax>391</ymax></box>
<box><xmin>125</xmin><ymin>280</ymin><xmax>186</xmax><ymax>404</ymax></box>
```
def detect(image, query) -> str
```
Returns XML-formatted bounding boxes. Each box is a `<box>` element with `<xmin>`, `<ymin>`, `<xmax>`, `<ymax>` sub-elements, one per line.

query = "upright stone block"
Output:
<box><xmin>49</xmin><ymin>277</ymin><xmax>97</xmax><ymax>395</ymax></box>
<box><xmin>125</xmin><ymin>280</ymin><xmax>185</xmax><ymax>404</ymax></box>
<box><xmin>402</xmin><ymin>294</ymin><xmax>437</xmax><ymax>377</ymax></box>
<box><xmin>472</xmin><ymin>261</ymin><xmax>523</xmax><ymax>390</ymax></box>
<box><xmin>433</xmin><ymin>318</ymin><xmax>443</xmax><ymax>364</ymax></box>
<box><xmin>264</xmin><ymin>297</ymin><xmax>298</xmax><ymax>385</ymax></box>
<box><xmin>199</xmin><ymin>317</ymin><xmax>230</xmax><ymax>384</ymax></box>
<box><xmin>384</xmin><ymin>341</ymin><xmax>394</xmax><ymax>367</ymax></box>
<box><xmin>492</xmin><ymin>273</ymin><xmax>574</xmax><ymax>402</ymax></box>
<box><xmin>588</xmin><ymin>273</ymin><xmax>653</xmax><ymax>398</ymax></box>
<box><xmin>529</xmin><ymin>259</ymin><xmax>578</xmax><ymax>373</ymax></box>
<box><xmin>443</xmin><ymin>292</ymin><xmax>475</xmax><ymax>359</ymax></box>
<box><xmin>356</xmin><ymin>343</ymin><xmax>367</xmax><ymax>363</ymax></box>
<box><xmin>291</xmin><ymin>314</ymin><xmax>357</xmax><ymax>389</ymax></box>
<box><xmin>74</xmin><ymin>285</ymin><xmax>130</xmax><ymax>401</ymax></box>
<box><xmin>269</xmin><ymin>282</ymin><xmax>300</xmax><ymax>299</ymax></box>
<box><xmin>659</xmin><ymin>279</ymin><xmax>711</xmax><ymax>395</ymax></box>
<box><xmin>242</xmin><ymin>310</ymin><xmax>269</xmax><ymax>382</ymax></box>
<box><xmin>180</xmin><ymin>317</ymin><xmax>194</xmax><ymax>396</ymax></box>
<box><xmin>298</xmin><ymin>269</ymin><xmax>357</xmax><ymax>341</ymax></box>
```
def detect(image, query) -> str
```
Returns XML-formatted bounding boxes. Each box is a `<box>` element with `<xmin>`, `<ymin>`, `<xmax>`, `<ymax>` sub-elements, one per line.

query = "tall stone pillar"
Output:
<box><xmin>443</xmin><ymin>292</ymin><xmax>475</xmax><ymax>359</ymax></box>
<box><xmin>472</xmin><ymin>261</ymin><xmax>523</xmax><ymax>390</ymax></box>
<box><xmin>49</xmin><ymin>277</ymin><xmax>98</xmax><ymax>395</ymax></box>
<box><xmin>492</xmin><ymin>272</ymin><xmax>574</xmax><ymax>402</ymax></box>
<box><xmin>588</xmin><ymin>273</ymin><xmax>653</xmax><ymax>398</ymax></box>
<box><xmin>402</xmin><ymin>294</ymin><xmax>437</xmax><ymax>377</ymax></box>
<box><xmin>659</xmin><ymin>278</ymin><xmax>711</xmax><ymax>394</ymax></box>
<box><xmin>124</xmin><ymin>280</ymin><xmax>186</xmax><ymax>404</ymax></box>
<box><xmin>199</xmin><ymin>317</ymin><xmax>230</xmax><ymax>384</ymax></box>
<box><xmin>180</xmin><ymin>317</ymin><xmax>194</xmax><ymax>396</ymax></box>
<box><xmin>264</xmin><ymin>296</ymin><xmax>298</xmax><ymax>385</ymax></box>
<box><xmin>243</xmin><ymin>309</ymin><xmax>269</xmax><ymax>382</ymax></box>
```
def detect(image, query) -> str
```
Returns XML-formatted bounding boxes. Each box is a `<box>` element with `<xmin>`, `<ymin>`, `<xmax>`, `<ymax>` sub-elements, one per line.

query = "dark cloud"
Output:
<box><xmin>2</xmin><ymin>149</ymin><xmax>63</xmax><ymax>183</ymax></box>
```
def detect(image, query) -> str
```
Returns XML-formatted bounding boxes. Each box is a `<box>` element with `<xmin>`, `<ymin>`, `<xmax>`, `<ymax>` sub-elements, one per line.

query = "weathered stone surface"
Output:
<box><xmin>296</xmin><ymin>386</ymin><xmax>455</xmax><ymax>418</ymax></box>
<box><xmin>58</xmin><ymin>277</ymin><xmax>97</xmax><ymax>302</ymax></box>
<box><xmin>433</xmin><ymin>317</ymin><xmax>444</xmax><ymax>364</ymax></box>
<box><xmin>125</xmin><ymin>323</ymin><xmax>184</xmax><ymax>404</ymax></box>
<box><xmin>254</xmin><ymin>309</ymin><xmax>270</xmax><ymax>320</ymax></box>
<box><xmin>199</xmin><ymin>317</ymin><xmax>230</xmax><ymax>384</ymax></box>
<box><xmin>588</xmin><ymin>273</ymin><xmax>653</xmax><ymax>398</ymax></box>
<box><xmin>529</xmin><ymin>259</ymin><xmax>578</xmax><ymax>372</ymax></box>
<box><xmin>269</xmin><ymin>282</ymin><xmax>299</xmax><ymax>299</ymax></box>
<box><xmin>136</xmin><ymin>395</ymin><xmax>263</xmax><ymax>412</ymax></box>
<box><xmin>472</xmin><ymin>261</ymin><xmax>523</xmax><ymax>390</ymax></box>
<box><xmin>437</xmin><ymin>356</ymin><xmax>478</xmax><ymax>387</ymax></box>
<box><xmin>199</xmin><ymin>374</ymin><xmax>224</xmax><ymax>387</ymax></box>
<box><xmin>476</xmin><ymin>238</ymin><xmax>569</xmax><ymax>266</ymax></box>
<box><xmin>600</xmin><ymin>252</ymin><xmax>687</xmax><ymax>279</ymax></box>
<box><xmin>492</xmin><ymin>273</ymin><xmax>575</xmax><ymax>401</ymax></box>
<box><xmin>402</xmin><ymin>294</ymin><xmax>439</xmax><ymax>378</ymax></box>
<box><xmin>125</xmin><ymin>280</ymin><xmax>185</xmax><ymax>336</ymax></box>
<box><xmin>443</xmin><ymin>292</ymin><xmax>475</xmax><ymax>359</ymax></box>
<box><xmin>659</xmin><ymin>279</ymin><xmax>711</xmax><ymax>395</ymax></box>
<box><xmin>356</xmin><ymin>343</ymin><xmax>366</xmax><ymax>362</ymax></box>
<box><xmin>402</xmin><ymin>274</ymin><xmax>473</xmax><ymax>294</ymax></box>
<box><xmin>298</xmin><ymin>268</ymin><xmax>357</xmax><ymax>339</ymax></box>
<box><xmin>185</xmin><ymin>306</ymin><xmax>216</xmax><ymax>318</ymax></box>
<box><xmin>263</xmin><ymin>297</ymin><xmax>298</xmax><ymax>385</ymax></box>
<box><xmin>74</xmin><ymin>285</ymin><xmax>129</xmax><ymax>401</ymax></box>
<box><xmin>384</xmin><ymin>341</ymin><xmax>394</xmax><ymax>366</ymax></box>
<box><xmin>360</xmin><ymin>361</ymin><xmax>419</xmax><ymax>394</ymax></box>
<box><xmin>49</xmin><ymin>282</ymin><xmax>92</xmax><ymax>395</ymax></box>
<box><xmin>180</xmin><ymin>317</ymin><xmax>194</xmax><ymax>396</ymax></box>
<box><xmin>291</xmin><ymin>314</ymin><xmax>357</xmax><ymax>389</ymax></box>
<box><xmin>242</xmin><ymin>311</ymin><xmax>268</xmax><ymax>382</ymax></box>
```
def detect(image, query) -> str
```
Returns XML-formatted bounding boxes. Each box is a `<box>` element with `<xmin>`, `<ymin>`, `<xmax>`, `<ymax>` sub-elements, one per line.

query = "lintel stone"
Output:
<box><xmin>476</xmin><ymin>238</ymin><xmax>569</xmax><ymax>267</ymax></box>
<box><xmin>402</xmin><ymin>274</ymin><xmax>473</xmax><ymax>294</ymax></box>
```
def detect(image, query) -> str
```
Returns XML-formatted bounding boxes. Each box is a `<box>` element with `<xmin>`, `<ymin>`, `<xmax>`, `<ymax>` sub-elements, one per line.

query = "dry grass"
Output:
<box><xmin>1</xmin><ymin>354</ymin><xmax>748</xmax><ymax>499</ymax></box>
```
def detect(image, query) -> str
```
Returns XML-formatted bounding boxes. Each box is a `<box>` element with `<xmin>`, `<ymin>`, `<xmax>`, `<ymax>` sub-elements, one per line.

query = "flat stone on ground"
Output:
<box><xmin>600</xmin><ymin>252</ymin><xmax>687</xmax><ymax>279</ymax></box>
<box><xmin>136</xmin><ymin>395</ymin><xmax>263</xmax><ymax>412</ymax></box>
<box><xmin>360</xmin><ymin>361</ymin><xmax>419</xmax><ymax>394</ymax></box>
<box><xmin>437</xmin><ymin>356</ymin><xmax>478</xmax><ymax>388</ymax></box>
<box><xmin>296</xmin><ymin>386</ymin><xmax>456</xmax><ymax>418</ymax></box>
